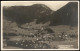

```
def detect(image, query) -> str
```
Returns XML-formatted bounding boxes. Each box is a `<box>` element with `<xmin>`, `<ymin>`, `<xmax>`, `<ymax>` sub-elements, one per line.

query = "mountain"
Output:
<box><xmin>3</xmin><ymin>2</ymin><xmax>78</xmax><ymax>27</ymax></box>
<box><xmin>3</xmin><ymin>4</ymin><xmax>53</xmax><ymax>25</ymax></box>
<box><xmin>49</xmin><ymin>2</ymin><xmax>78</xmax><ymax>26</ymax></box>
<box><xmin>3</xmin><ymin>2</ymin><xmax>78</xmax><ymax>35</ymax></box>
<box><xmin>34</xmin><ymin>2</ymin><xmax>78</xmax><ymax>26</ymax></box>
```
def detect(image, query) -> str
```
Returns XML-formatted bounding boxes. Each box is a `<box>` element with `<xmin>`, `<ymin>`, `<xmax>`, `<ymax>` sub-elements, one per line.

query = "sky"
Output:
<box><xmin>1</xmin><ymin>1</ymin><xmax>77</xmax><ymax>11</ymax></box>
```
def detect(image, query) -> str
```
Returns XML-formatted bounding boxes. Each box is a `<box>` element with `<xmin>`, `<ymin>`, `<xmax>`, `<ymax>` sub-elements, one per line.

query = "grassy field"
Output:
<box><xmin>3</xmin><ymin>38</ymin><xmax>78</xmax><ymax>49</ymax></box>
<box><xmin>3</xmin><ymin>25</ymin><xmax>78</xmax><ymax>49</ymax></box>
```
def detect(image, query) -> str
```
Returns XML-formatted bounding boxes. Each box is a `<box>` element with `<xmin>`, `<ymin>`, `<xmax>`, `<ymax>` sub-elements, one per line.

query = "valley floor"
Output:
<box><xmin>3</xmin><ymin>38</ymin><xmax>78</xmax><ymax>49</ymax></box>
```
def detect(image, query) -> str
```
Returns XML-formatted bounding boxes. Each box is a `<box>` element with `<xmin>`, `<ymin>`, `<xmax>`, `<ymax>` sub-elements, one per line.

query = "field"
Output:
<box><xmin>3</xmin><ymin>38</ymin><xmax>78</xmax><ymax>49</ymax></box>
<box><xmin>3</xmin><ymin>24</ymin><xmax>78</xmax><ymax>49</ymax></box>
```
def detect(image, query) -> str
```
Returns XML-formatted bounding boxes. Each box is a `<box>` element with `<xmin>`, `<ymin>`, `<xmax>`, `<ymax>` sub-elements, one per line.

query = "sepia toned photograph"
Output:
<box><xmin>1</xmin><ymin>1</ymin><xmax>79</xmax><ymax>50</ymax></box>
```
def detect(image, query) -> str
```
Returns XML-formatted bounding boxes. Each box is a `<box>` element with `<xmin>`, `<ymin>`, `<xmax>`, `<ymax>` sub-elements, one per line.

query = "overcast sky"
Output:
<box><xmin>1</xmin><ymin>1</ymin><xmax>77</xmax><ymax>11</ymax></box>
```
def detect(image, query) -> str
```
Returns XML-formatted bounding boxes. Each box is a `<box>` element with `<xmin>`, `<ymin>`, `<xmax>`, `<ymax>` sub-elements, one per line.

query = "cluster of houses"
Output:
<box><xmin>3</xmin><ymin>21</ymin><xmax>78</xmax><ymax>49</ymax></box>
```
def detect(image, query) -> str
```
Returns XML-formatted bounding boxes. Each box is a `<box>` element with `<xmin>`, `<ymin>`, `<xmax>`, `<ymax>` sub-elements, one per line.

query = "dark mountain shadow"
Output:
<box><xmin>3</xmin><ymin>4</ymin><xmax>53</xmax><ymax>25</ymax></box>
<box><xmin>3</xmin><ymin>2</ymin><xmax>78</xmax><ymax>27</ymax></box>
<box><xmin>49</xmin><ymin>2</ymin><xmax>78</xmax><ymax>26</ymax></box>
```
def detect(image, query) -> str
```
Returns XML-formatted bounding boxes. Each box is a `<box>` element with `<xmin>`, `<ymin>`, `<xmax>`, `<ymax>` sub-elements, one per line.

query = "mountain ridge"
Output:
<box><xmin>3</xmin><ymin>2</ymin><xmax>78</xmax><ymax>27</ymax></box>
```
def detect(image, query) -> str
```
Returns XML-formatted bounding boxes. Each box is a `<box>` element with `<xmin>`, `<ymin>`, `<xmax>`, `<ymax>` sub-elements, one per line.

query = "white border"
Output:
<box><xmin>1</xmin><ymin>1</ymin><xmax>79</xmax><ymax>50</ymax></box>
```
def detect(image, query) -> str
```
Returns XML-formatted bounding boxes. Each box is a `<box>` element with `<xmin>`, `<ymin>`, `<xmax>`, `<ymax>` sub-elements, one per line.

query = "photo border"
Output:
<box><xmin>1</xmin><ymin>0</ymin><xmax>79</xmax><ymax>50</ymax></box>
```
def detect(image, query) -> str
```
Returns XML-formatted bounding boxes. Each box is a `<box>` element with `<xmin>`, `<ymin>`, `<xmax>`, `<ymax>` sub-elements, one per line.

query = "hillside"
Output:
<box><xmin>3</xmin><ymin>2</ymin><xmax>78</xmax><ymax>34</ymax></box>
<box><xmin>3</xmin><ymin>4</ymin><xmax>53</xmax><ymax>25</ymax></box>
<box><xmin>3</xmin><ymin>2</ymin><xmax>78</xmax><ymax>26</ymax></box>
<box><xmin>49</xmin><ymin>2</ymin><xmax>78</xmax><ymax>26</ymax></box>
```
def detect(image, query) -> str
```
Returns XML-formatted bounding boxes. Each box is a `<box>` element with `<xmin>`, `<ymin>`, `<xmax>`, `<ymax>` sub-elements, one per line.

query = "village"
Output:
<box><xmin>3</xmin><ymin>21</ymin><xmax>78</xmax><ymax>49</ymax></box>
